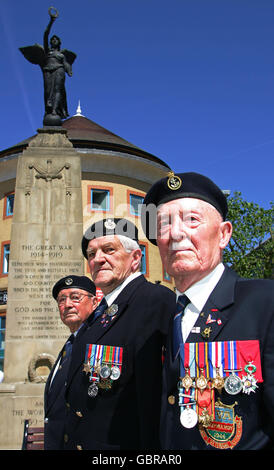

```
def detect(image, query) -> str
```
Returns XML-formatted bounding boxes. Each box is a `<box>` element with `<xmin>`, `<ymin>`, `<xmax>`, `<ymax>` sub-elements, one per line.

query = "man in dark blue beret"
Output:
<box><xmin>142</xmin><ymin>171</ymin><xmax>274</xmax><ymax>450</ymax></box>
<box><xmin>44</xmin><ymin>275</ymin><xmax>98</xmax><ymax>450</ymax></box>
<box><xmin>62</xmin><ymin>218</ymin><xmax>176</xmax><ymax>450</ymax></box>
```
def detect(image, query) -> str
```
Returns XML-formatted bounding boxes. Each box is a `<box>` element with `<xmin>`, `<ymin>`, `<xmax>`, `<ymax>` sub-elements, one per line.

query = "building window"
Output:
<box><xmin>0</xmin><ymin>314</ymin><xmax>6</xmax><ymax>372</ymax></box>
<box><xmin>128</xmin><ymin>192</ymin><xmax>144</xmax><ymax>217</ymax></box>
<box><xmin>88</xmin><ymin>186</ymin><xmax>113</xmax><ymax>213</ymax></box>
<box><xmin>139</xmin><ymin>243</ymin><xmax>149</xmax><ymax>276</ymax></box>
<box><xmin>1</xmin><ymin>242</ymin><xmax>10</xmax><ymax>276</ymax></box>
<box><xmin>3</xmin><ymin>192</ymin><xmax>15</xmax><ymax>219</ymax></box>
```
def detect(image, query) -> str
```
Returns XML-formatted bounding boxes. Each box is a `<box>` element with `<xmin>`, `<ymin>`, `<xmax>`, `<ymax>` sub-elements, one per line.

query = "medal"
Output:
<box><xmin>84</xmin><ymin>343</ymin><xmax>123</xmax><ymax>396</ymax></box>
<box><xmin>100</xmin><ymin>365</ymin><xmax>111</xmax><ymax>379</ymax></box>
<box><xmin>110</xmin><ymin>365</ymin><xmax>121</xmax><ymax>380</ymax></box>
<box><xmin>224</xmin><ymin>370</ymin><xmax>243</xmax><ymax>395</ymax></box>
<box><xmin>241</xmin><ymin>362</ymin><xmax>258</xmax><ymax>394</ymax></box>
<box><xmin>180</xmin><ymin>406</ymin><xmax>198</xmax><ymax>428</ymax></box>
<box><xmin>88</xmin><ymin>382</ymin><xmax>99</xmax><ymax>398</ymax></box>
<box><xmin>180</xmin><ymin>368</ymin><xmax>193</xmax><ymax>392</ymax></box>
<box><xmin>212</xmin><ymin>367</ymin><xmax>224</xmax><ymax>392</ymax></box>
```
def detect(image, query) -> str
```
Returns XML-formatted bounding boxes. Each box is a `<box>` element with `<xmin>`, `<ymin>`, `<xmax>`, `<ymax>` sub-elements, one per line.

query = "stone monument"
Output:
<box><xmin>0</xmin><ymin>8</ymin><xmax>83</xmax><ymax>450</ymax></box>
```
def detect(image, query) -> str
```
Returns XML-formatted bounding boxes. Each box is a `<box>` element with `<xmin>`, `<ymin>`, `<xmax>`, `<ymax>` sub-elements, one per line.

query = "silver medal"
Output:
<box><xmin>180</xmin><ymin>407</ymin><xmax>198</xmax><ymax>429</ymax></box>
<box><xmin>110</xmin><ymin>366</ymin><xmax>121</xmax><ymax>380</ymax></box>
<box><xmin>100</xmin><ymin>365</ymin><xmax>111</xmax><ymax>379</ymax></box>
<box><xmin>224</xmin><ymin>372</ymin><xmax>243</xmax><ymax>395</ymax></box>
<box><xmin>88</xmin><ymin>382</ymin><xmax>98</xmax><ymax>397</ymax></box>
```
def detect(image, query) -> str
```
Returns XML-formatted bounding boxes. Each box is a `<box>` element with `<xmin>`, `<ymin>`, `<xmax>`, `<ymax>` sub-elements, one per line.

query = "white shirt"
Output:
<box><xmin>104</xmin><ymin>271</ymin><xmax>142</xmax><ymax>307</ymax></box>
<box><xmin>176</xmin><ymin>263</ymin><xmax>225</xmax><ymax>342</ymax></box>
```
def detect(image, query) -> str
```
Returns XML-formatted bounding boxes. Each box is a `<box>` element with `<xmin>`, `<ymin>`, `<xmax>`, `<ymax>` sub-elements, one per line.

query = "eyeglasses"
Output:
<box><xmin>57</xmin><ymin>293</ymin><xmax>93</xmax><ymax>306</ymax></box>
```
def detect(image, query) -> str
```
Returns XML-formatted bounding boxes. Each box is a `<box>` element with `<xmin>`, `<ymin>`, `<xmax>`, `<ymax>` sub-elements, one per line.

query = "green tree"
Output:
<box><xmin>223</xmin><ymin>192</ymin><xmax>273</xmax><ymax>279</ymax></box>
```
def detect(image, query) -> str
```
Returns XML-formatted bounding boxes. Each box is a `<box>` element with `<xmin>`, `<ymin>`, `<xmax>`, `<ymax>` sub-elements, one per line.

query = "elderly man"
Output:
<box><xmin>62</xmin><ymin>218</ymin><xmax>175</xmax><ymax>450</ymax></box>
<box><xmin>142</xmin><ymin>171</ymin><xmax>274</xmax><ymax>450</ymax></box>
<box><xmin>44</xmin><ymin>275</ymin><xmax>98</xmax><ymax>450</ymax></box>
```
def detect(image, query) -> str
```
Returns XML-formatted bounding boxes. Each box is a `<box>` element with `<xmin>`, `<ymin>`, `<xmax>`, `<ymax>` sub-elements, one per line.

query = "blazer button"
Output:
<box><xmin>64</xmin><ymin>434</ymin><xmax>69</xmax><ymax>443</ymax></box>
<box><xmin>77</xmin><ymin>445</ymin><xmax>83</xmax><ymax>450</ymax></box>
<box><xmin>168</xmin><ymin>395</ymin><xmax>176</xmax><ymax>405</ymax></box>
<box><xmin>66</xmin><ymin>402</ymin><xmax>70</xmax><ymax>408</ymax></box>
<box><xmin>76</xmin><ymin>411</ymin><xmax>83</xmax><ymax>418</ymax></box>
<box><xmin>44</xmin><ymin>418</ymin><xmax>48</xmax><ymax>424</ymax></box>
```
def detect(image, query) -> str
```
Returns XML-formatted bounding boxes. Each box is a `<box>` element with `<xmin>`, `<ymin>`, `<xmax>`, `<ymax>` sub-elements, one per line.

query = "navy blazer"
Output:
<box><xmin>44</xmin><ymin>341</ymin><xmax>71</xmax><ymax>450</ymax></box>
<box><xmin>62</xmin><ymin>275</ymin><xmax>176</xmax><ymax>450</ymax></box>
<box><xmin>160</xmin><ymin>266</ymin><xmax>274</xmax><ymax>450</ymax></box>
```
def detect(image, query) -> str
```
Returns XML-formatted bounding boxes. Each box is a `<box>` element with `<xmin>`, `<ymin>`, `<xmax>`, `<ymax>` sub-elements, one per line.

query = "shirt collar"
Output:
<box><xmin>176</xmin><ymin>263</ymin><xmax>225</xmax><ymax>312</ymax></box>
<box><xmin>104</xmin><ymin>272</ymin><xmax>142</xmax><ymax>306</ymax></box>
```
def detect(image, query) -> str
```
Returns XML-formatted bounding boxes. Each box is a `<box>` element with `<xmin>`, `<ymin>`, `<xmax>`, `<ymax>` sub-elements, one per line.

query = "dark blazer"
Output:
<box><xmin>160</xmin><ymin>266</ymin><xmax>274</xmax><ymax>450</ymax></box>
<box><xmin>62</xmin><ymin>275</ymin><xmax>176</xmax><ymax>450</ymax></box>
<box><xmin>44</xmin><ymin>341</ymin><xmax>72</xmax><ymax>450</ymax></box>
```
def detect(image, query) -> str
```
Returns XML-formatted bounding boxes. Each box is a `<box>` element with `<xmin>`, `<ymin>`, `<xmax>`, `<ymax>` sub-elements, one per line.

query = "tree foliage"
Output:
<box><xmin>223</xmin><ymin>192</ymin><xmax>273</xmax><ymax>279</ymax></box>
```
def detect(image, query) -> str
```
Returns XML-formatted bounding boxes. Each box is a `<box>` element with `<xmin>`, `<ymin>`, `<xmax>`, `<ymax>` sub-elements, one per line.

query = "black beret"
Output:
<box><xmin>141</xmin><ymin>172</ymin><xmax>228</xmax><ymax>245</ymax></box>
<box><xmin>52</xmin><ymin>275</ymin><xmax>96</xmax><ymax>299</ymax></box>
<box><xmin>82</xmin><ymin>218</ymin><xmax>139</xmax><ymax>259</ymax></box>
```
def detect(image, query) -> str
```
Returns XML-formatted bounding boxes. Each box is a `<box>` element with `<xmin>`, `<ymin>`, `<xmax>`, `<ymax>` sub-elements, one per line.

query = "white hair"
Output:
<box><xmin>117</xmin><ymin>235</ymin><xmax>142</xmax><ymax>270</ymax></box>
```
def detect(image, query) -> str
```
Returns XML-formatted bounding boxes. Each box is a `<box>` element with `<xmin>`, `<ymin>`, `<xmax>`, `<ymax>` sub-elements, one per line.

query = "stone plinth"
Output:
<box><xmin>0</xmin><ymin>127</ymin><xmax>84</xmax><ymax>449</ymax></box>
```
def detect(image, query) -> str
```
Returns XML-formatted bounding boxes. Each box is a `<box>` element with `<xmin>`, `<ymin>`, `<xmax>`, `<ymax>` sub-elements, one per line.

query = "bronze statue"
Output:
<box><xmin>19</xmin><ymin>7</ymin><xmax>76</xmax><ymax>126</ymax></box>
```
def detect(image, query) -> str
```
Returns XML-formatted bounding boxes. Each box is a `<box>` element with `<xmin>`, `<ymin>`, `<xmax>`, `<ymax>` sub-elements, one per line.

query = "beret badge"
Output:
<box><xmin>167</xmin><ymin>172</ymin><xmax>182</xmax><ymax>191</ymax></box>
<box><xmin>65</xmin><ymin>277</ymin><xmax>73</xmax><ymax>286</ymax></box>
<box><xmin>104</xmin><ymin>219</ymin><xmax>116</xmax><ymax>230</ymax></box>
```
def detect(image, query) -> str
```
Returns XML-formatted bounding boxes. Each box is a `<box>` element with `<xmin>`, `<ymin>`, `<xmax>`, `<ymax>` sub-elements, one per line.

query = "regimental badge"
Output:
<box><xmin>167</xmin><ymin>172</ymin><xmax>182</xmax><ymax>190</ymax></box>
<box><xmin>106</xmin><ymin>304</ymin><xmax>118</xmax><ymax>317</ymax></box>
<box><xmin>65</xmin><ymin>277</ymin><xmax>73</xmax><ymax>285</ymax></box>
<box><xmin>200</xmin><ymin>398</ymin><xmax>242</xmax><ymax>449</ymax></box>
<box><xmin>104</xmin><ymin>219</ymin><xmax>116</xmax><ymax>230</ymax></box>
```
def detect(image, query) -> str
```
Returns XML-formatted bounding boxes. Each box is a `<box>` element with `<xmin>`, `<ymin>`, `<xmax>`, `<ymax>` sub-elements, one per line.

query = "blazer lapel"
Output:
<box><xmin>187</xmin><ymin>266</ymin><xmax>238</xmax><ymax>343</ymax></box>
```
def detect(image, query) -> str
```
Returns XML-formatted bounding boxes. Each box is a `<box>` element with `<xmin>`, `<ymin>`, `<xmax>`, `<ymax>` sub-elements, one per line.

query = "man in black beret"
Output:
<box><xmin>44</xmin><ymin>275</ymin><xmax>98</xmax><ymax>450</ymax></box>
<box><xmin>62</xmin><ymin>218</ymin><xmax>176</xmax><ymax>450</ymax></box>
<box><xmin>142</xmin><ymin>171</ymin><xmax>274</xmax><ymax>450</ymax></box>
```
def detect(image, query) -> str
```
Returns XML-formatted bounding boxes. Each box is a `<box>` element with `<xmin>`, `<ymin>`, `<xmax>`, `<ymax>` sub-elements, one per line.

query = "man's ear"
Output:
<box><xmin>219</xmin><ymin>220</ymin><xmax>233</xmax><ymax>249</ymax></box>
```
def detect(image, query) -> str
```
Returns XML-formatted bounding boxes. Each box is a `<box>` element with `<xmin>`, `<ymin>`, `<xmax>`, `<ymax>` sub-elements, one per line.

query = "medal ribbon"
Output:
<box><xmin>179</xmin><ymin>343</ymin><xmax>197</xmax><ymax>411</ymax></box>
<box><xmin>238</xmin><ymin>340</ymin><xmax>262</xmax><ymax>382</ymax></box>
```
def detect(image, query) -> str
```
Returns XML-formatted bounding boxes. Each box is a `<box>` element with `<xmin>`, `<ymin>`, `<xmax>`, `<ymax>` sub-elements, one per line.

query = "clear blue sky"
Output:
<box><xmin>0</xmin><ymin>0</ymin><xmax>273</xmax><ymax>209</ymax></box>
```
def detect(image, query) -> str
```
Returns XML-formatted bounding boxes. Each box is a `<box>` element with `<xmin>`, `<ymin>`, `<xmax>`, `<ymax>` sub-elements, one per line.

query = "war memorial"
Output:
<box><xmin>0</xmin><ymin>7</ymin><xmax>173</xmax><ymax>449</ymax></box>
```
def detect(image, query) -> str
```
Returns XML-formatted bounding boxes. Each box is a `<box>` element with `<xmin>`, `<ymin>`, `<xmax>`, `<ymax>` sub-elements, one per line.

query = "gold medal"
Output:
<box><xmin>195</xmin><ymin>368</ymin><xmax>208</xmax><ymax>392</ymax></box>
<box><xmin>212</xmin><ymin>367</ymin><xmax>224</xmax><ymax>392</ymax></box>
<box><xmin>180</xmin><ymin>368</ymin><xmax>193</xmax><ymax>392</ymax></box>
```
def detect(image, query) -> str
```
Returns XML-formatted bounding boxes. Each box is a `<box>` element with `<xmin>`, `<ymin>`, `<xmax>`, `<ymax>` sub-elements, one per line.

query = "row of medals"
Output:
<box><xmin>87</xmin><ymin>360</ymin><xmax>121</xmax><ymax>398</ymax></box>
<box><xmin>179</xmin><ymin>366</ymin><xmax>257</xmax><ymax>429</ymax></box>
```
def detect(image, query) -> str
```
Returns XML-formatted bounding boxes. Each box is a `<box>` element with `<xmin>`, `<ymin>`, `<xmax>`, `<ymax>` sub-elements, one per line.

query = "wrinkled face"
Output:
<box><xmin>156</xmin><ymin>198</ymin><xmax>232</xmax><ymax>286</ymax></box>
<box><xmin>86</xmin><ymin>235</ymin><xmax>141</xmax><ymax>295</ymax></box>
<box><xmin>57</xmin><ymin>288</ymin><xmax>98</xmax><ymax>333</ymax></box>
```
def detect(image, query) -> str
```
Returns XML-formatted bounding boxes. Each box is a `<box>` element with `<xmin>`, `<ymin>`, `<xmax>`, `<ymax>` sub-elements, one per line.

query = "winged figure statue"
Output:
<box><xmin>19</xmin><ymin>7</ymin><xmax>76</xmax><ymax>126</ymax></box>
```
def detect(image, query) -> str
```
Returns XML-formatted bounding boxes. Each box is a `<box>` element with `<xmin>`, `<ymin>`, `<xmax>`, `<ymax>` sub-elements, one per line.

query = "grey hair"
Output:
<box><xmin>117</xmin><ymin>235</ymin><xmax>142</xmax><ymax>270</ymax></box>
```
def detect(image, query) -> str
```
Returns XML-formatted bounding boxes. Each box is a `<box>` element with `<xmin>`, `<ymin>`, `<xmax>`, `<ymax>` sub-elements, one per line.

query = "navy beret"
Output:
<box><xmin>82</xmin><ymin>218</ymin><xmax>139</xmax><ymax>259</ymax></box>
<box><xmin>141</xmin><ymin>172</ymin><xmax>228</xmax><ymax>245</ymax></box>
<box><xmin>52</xmin><ymin>275</ymin><xmax>96</xmax><ymax>299</ymax></box>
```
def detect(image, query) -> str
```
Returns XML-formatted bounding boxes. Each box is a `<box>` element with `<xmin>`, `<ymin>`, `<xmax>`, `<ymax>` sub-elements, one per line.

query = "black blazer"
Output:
<box><xmin>63</xmin><ymin>275</ymin><xmax>176</xmax><ymax>450</ymax></box>
<box><xmin>44</xmin><ymin>341</ymin><xmax>71</xmax><ymax>450</ymax></box>
<box><xmin>160</xmin><ymin>266</ymin><xmax>274</xmax><ymax>450</ymax></box>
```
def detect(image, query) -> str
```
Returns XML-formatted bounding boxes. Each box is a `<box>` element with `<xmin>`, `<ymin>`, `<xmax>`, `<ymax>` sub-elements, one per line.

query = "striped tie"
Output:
<box><xmin>173</xmin><ymin>294</ymin><xmax>190</xmax><ymax>360</ymax></box>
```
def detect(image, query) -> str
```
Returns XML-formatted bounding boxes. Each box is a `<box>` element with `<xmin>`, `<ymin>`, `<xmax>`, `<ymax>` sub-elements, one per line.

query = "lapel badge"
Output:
<box><xmin>167</xmin><ymin>171</ymin><xmax>182</xmax><ymax>190</ymax></box>
<box><xmin>106</xmin><ymin>304</ymin><xmax>118</xmax><ymax>317</ymax></box>
<box><xmin>201</xmin><ymin>327</ymin><xmax>212</xmax><ymax>339</ymax></box>
<box><xmin>206</xmin><ymin>314</ymin><xmax>216</xmax><ymax>325</ymax></box>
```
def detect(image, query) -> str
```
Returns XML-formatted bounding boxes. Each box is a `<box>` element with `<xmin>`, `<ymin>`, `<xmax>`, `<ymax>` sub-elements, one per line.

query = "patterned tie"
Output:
<box><xmin>173</xmin><ymin>294</ymin><xmax>190</xmax><ymax>360</ymax></box>
<box><xmin>62</xmin><ymin>333</ymin><xmax>75</xmax><ymax>361</ymax></box>
<box><xmin>93</xmin><ymin>297</ymin><xmax>108</xmax><ymax>321</ymax></box>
